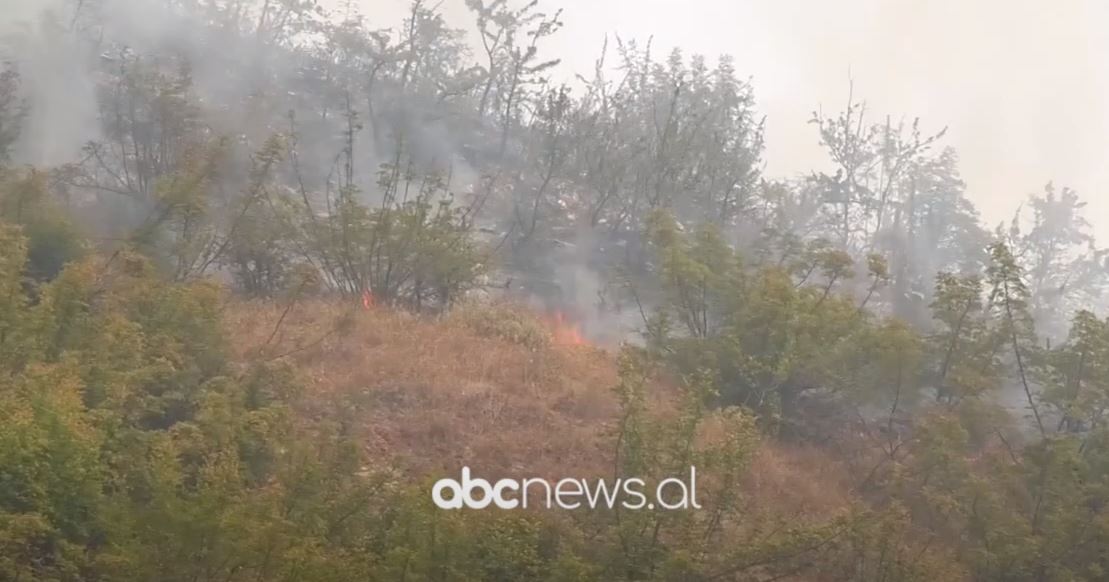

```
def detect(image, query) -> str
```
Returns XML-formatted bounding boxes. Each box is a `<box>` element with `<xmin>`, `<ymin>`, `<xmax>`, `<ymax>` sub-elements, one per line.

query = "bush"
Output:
<box><xmin>450</xmin><ymin>301</ymin><xmax>552</xmax><ymax>351</ymax></box>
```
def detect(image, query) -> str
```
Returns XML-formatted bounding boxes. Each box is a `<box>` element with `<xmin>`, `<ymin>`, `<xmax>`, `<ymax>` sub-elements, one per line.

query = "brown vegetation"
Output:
<box><xmin>225</xmin><ymin>299</ymin><xmax>857</xmax><ymax>515</ymax></box>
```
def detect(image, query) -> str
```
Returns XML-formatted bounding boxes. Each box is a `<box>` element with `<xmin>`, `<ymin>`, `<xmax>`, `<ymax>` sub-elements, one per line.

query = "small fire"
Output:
<box><xmin>361</xmin><ymin>290</ymin><xmax>376</xmax><ymax>310</ymax></box>
<box><xmin>548</xmin><ymin>311</ymin><xmax>586</xmax><ymax>346</ymax></box>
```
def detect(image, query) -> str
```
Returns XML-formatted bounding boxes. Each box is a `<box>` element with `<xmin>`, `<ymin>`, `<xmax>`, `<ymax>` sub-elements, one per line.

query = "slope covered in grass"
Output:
<box><xmin>225</xmin><ymin>299</ymin><xmax>855</xmax><ymax>521</ymax></box>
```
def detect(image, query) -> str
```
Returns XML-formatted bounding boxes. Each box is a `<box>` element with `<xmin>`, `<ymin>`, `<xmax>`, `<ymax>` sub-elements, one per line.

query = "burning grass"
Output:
<box><xmin>546</xmin><ymin>310</ymin><xmax>587</xmax><ymax>346</ymax></box>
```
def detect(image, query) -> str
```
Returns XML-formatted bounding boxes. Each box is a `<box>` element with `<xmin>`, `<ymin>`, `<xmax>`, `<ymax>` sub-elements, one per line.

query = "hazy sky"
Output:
<box><xmin>356</xmin><ymin>0</ymin><xmax>1107</xmax><ymax>238</ymax></box>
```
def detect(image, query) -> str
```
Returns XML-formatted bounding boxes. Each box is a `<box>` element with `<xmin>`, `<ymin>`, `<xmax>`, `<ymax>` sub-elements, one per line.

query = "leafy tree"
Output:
<box><xmin>0</xmin><ymin>65</ymin><xmax>24</xmax><ymax>165</ymax></box>
<box><xmin>0</xmin><ymin>169</ymin><xmax>85</xmax><ymax>281</ymax></box>
<box><xmin>1009</xmin><ymin>183</ymin><xmax>1108</xmax><ymax>339</ymax></box>
<box><xmin>928</xmin><ymin>271</ymin><xmax>998</xmax><ymax>404</ymax></box>
<box><xmin>1039</xmin><ymin>310</ymin><xmax>1109</xmax><ymax>434</ymax></box>
<box><xmin>987</xmin><ymin>241</ymin><xmax>1046</xmax><ymax>437</ymax></box>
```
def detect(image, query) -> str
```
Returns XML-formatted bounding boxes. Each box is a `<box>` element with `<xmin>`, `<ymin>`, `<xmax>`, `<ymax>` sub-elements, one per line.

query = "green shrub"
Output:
<box><xmin>452</xmin><ymin>301</ymin><xmax>552</xmax><ymax>351</ymax></box>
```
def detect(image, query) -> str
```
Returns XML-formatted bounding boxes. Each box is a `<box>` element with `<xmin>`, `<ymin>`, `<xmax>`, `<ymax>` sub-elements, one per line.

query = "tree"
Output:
<box><xmin>0</xmin><ymin>65</ymin><xmax>24</xmax><ymax>165</ymax></box>
<box><xmin>987</xmin><ymin>241</ymin><xmax>1046</xmax><ymax>437</ymax></box>
<box><xmin>0</xmin><ymin>169</ymin><xmax>85</xmax><ymax>281</ymax></box>
<box><xmin>1009</xmin><ymin>183</ymin><xmax>1108</xmax><ymax>339</ymax></box>
<box><xmin>810</xmin><ymin>84</ymin><xmax>946</xmax><ymax>252</ymax></box>
<box><xmin>928</xmin><ymin>271</ymin><xmax>997</xmax><ymax>404</ymax></box>
<box><xmin>1039</xmin><ymin>310</ymin><xmax>1109</xmax><ymax>434</ymax></box>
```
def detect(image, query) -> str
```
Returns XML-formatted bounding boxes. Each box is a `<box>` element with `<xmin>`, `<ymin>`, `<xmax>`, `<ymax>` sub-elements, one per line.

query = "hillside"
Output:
<box><xmin>4</xmin><ymin>0</ymin><xmax>1109</xmax><ymax>579</ymax></box>
<box><xmin>225</xmin><ymin>299</ymin><xmax>854</xmax><ymax>522</ymax></box>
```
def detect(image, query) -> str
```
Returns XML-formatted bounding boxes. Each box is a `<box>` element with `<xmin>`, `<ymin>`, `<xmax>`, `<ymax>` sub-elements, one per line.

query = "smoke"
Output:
<box><xmin>6</xmin><ymin>0</ymin><xmax>1107</xmax><ymax>234</ymax></box>
<box><xmin>371</xmin><ymin>0</ymin><xmax>1109</xmax><ymax>241</ymax></box>
<box><xmin>3</xmin><ymin>0</ymin><xmax>1105</xmax><ymax>347</ymax></box>
<box><xmin>336</xmin><ymin>0</ymin><xmax>1109</xmax><ymax>344</ymax></box>
<box><xmin>1</xmin><ymin>1</ymin><xmax>97</xmax><ymax>166</ymax></box>
<box><xmin>0</xmin><ymin>0</ymin><xmax>214</xmax><ymax>165</ymax></box>
<box><xmin>551</xmin><ymin>228</ymin><xmax>643</xmax><ymax>346</ymax></box>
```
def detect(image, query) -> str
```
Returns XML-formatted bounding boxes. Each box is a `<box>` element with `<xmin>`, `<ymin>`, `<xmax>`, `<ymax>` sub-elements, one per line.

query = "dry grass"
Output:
<box><xmin>223</xmin><ymin>298</ymin><xmax>856</xmax><ymax>515</ymax></box>
<box><xmin>225</xmin><ymin>299</ymin><xmax>621</xmax><ymax>480</ymax></box>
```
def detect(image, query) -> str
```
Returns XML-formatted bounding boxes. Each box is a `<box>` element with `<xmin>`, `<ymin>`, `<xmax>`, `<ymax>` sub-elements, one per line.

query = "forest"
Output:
<box><xmin>1</xmin><ymin>0</ymin><xmax>1109</xmax><ymax>580</ymax></box>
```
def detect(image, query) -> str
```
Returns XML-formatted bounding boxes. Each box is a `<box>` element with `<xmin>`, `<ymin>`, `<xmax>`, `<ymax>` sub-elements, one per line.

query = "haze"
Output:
<box><xmin>365</xmin><ymin>0</ymin><xmax>1109</xmax><ymax>239</ymax></box>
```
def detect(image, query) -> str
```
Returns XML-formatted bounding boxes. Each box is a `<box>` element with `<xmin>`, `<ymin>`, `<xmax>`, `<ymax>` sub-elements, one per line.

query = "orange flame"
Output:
<box><xmin>361</xmin><ymin>290</ymin><xmax>375</xmax><ymax>310</ymax></box>
<box><xmin>548</xmin><ymin>311</ymin><xmax>586</xmax><ymax>346</ymax></box>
